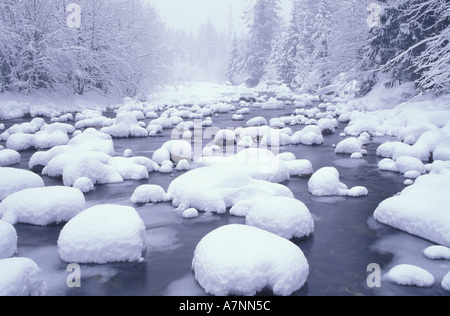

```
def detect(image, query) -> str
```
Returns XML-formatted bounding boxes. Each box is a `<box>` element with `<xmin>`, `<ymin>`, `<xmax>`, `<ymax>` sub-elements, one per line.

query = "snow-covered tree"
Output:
<box><xmin>243</xmin><ymin>0</ymin><xmax>281</xmax><ymax>87</ymax></box>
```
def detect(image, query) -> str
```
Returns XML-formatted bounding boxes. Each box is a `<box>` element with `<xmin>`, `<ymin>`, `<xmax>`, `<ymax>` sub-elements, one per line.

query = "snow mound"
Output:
<box><xmin>335</xmin><ymin>137</ymin><xmax>363</xmax><ymax>155</ymax></box>
<box><xmin>374</xmin><ymin>174</ymin><xmax>450</xmax><ymax>247</ymax></box>
<box><xmin>0</xmin><ymin>186</ymin><xmax>86</xmax><ymax>226</ymax></box>
<box><xmin>388</xmin><ymin>264</ymin><xmax>435</xmax><ymax>288</ymax></box>
<box><xmin>62</xmin><ymin>155</ymin><xmax>124</xmax><ymax>187</ymax></box>
<box><xmin>0</xmin><ymin>149</ymin><xmax>20</xmax><ymax>167</ymax></box>
<box><xmin>100</xmin><ymin>106</ymin><xmax>148</xmax><ymax>138</ymax></box>
<box><xmin>168</xmin><ymin>162</ymin><xmax>293</xmax><ymax>214</ymax></box>
<box><xmin>0</xmin><ymin>257</ymin><xmax>47</xmax><ymax>296</ymax></box>
<box><xmin>130</xmin><ymin>185</ymin><xmax>170</xmax><ymax>204</ymax></box>
<box><xmin>285</xmin><ymin>159</ymin><xmax>314</xmax><ymax>177</ymax></box>
<box><xmin>0</xmin><ymin>168</ymin><xmax>45</xmax><ymax>201</ymax></box>
<box><xmin>182</xmin><ymin>208</ymin><xmax>199</xmax><ymax>219</ymax></box>
<box><xmin>246</xmin><ymin>197</ymin><xmax>314</xmax><ymax>239</ymax></box>
<box><xmin>291</xmin><ymin>125</ymin><xmax>324</xmax><ymax>146</ymax></box>
<box><xmin>246</xmin><ymin>116</ymin><xmax>267</xmax><ymax>127</ymax></box>
<box><xmin>423</xmin><ymin>245</ymin><xmax>450</xmax><ymax>260</ymax></box>
<box><xmin>308</xmin><ymin>167</ymin><xmax>368</xmax><ymax>197</ymax></box>
<box><xmin>0</xmin><ymin>220</ymin><xmax>17</xmax><ymax>259</ymax></box>
<box><xmin>6</xmin><ymin>130</ymin><xmax>69</xmax><ymax>151</ymax></box>
<box><xmin>192</xmin><ymin>224</ymin><xmax>309</xmax><ymax>296</ymax></box>
<box><xmin>58</xmin><ymin>204</ymin><xmax>146</xmax><ymax>264</ymax></box>
<box><xmin>200</xmin><ymin>148</ymin><xmax>290</xmax><ymax>184</ymax></box>
<box><xmin>443</xmin><ymin>271</ymin><xmax>450</xmax><ymax>291</ymax></box>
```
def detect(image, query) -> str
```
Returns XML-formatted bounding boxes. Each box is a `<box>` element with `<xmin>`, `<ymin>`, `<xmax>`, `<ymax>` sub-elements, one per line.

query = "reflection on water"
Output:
<box><xmin>1</xmin><ymin>103</ymin><xmax>449</xmax><ymax>296</ymax></box>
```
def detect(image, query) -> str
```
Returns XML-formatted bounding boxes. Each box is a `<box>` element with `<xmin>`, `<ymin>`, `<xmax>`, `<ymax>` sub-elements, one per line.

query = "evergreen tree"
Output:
<box><xmin>225</xmin><ymin>34</ymin><xmax>244</xmax><ymax>85</ymax></box>
<box><xmin>244</xmin><ymin>0</ymin><xmax>281</xmax><ymax>87</ymax></box>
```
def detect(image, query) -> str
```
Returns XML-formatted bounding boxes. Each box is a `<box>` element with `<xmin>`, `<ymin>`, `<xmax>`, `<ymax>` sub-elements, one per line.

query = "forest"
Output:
<box><xmin>0</xmin><ymin>0</ymin><xmax>448</xmax><ymax>99</ymax></box>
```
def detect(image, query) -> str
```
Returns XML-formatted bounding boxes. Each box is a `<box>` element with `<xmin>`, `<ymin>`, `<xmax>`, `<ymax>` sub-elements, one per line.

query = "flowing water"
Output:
<box><xmin>1</xmin><ymin>101</ymin><xmax>449</xmax><ymax>296</ymax></box>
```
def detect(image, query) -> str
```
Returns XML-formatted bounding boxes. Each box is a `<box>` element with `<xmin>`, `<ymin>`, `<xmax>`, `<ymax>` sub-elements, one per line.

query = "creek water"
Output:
<box><xmin>1</xmin><ymin>101</ymin><xmax>449</xmax><ymax>296</ymax></box>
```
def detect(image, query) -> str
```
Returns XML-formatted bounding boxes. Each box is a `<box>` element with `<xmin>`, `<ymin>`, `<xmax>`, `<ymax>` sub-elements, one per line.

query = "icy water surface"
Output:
<box><xmin>1</xmin><ymin>102</ymin><xmax>449</xmax><ymax>296</ymax></box>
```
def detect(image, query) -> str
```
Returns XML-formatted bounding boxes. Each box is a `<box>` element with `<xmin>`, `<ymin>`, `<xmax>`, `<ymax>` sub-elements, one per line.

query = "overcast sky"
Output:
<box><xmin>149</xmin><ymin>0</ymin><xmax>292</xmax><ymax>35</ymax></box>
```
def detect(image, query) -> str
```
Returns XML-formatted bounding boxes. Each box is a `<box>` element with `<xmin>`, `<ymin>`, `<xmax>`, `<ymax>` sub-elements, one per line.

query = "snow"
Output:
<box><xmin>443</xmin><ymin>272</ymin><xmax>450</xmax><ymax>292</ymax></box>
<box><xmin>0</xmin><ymin>257</ymin><xmax>47</xmax><ymax>296</ymax></box>
<box><xmin>335</xmin><ymin>137</ymin><xmax>363</xmax><ymax>155</ymax></box>
<box><xmin>182</xmin><ymin>208</ymin><xmax>199</xmax><ymax>219</ymax></box>
<box><xmin>291</xmin><ymin>125</ymin><xmax>324</xmax><ymax>146</ymax></box>
<box><xmin>0</xmin><ymin>149</ymin><xmax>20</xmax><ymax>167</ymax></box>
<box><xmin>168</xmin><ymin>155</ymin><xmax>294</xmax><ymax>214</ymax></box>
<box><xmin>100</xmin><ymin>106</ymin><xmax>148</xmax><ymax>138</ymax></box>
<box><xmin>285</xmin><ymin>159</ymin><xmax>314</xmax><ymax>177</ymax></box>
<box><xmin>308</xmin><ymin>167</ymin><xmax>368</xmax><ymax>197</ymax></box>
<box><xmin>58</xmin><ymin>204</ymin><xmax>146</xmax><ymax>264</ymax></box>
<box><xmin>62</xmin><ymin>155</ymin><xmax>124</xmax><ymax>187</ymax></box>
<box><xmin>423</xmin><ymin>246</ymin><xmax>450</xmax><ymax>260</ymax></box>
<box><xmin>374</xmin><ymin>174</ymin><xmax>450</xmax><ymax>248</ymax></box>
<box><xmin>261</xmin><ymin>98</ymin><xmax>285</xmax><ymax>110</ymax></box>
<box><xmin>0</xmin><ymin>220</ymin><xmax>17</xmax><ymax>259</ymax></box>
<box><xmin>246</xmin><ymin>197</ymin><xmax>314</xmax><ymax>240</ymax></box>
<box><xmin>246</xmin><ymin>116</ymin><xmax>267</xmax><ymax>127</ymax></box>
<box><xmin>192</xmin><ymin>224</ymin><xmax>309</xmax><ymax>296</ymax></box>
<box><xmin>388</xmin><ymin>264</ymin><xmax>435</xmax><ymax>288</ymax></box>
<box><xmin>130</xmin><ymin>185</ymin><xmax>170</xmax><ymax>204</ymax></box>
<box><xmin>0</xmin><ymin>167</ymin><xmax>45</xmax><ymax>201</ymax></box>
<box><xmin>72</xmin><ymin>177</ymin><xmax>95</xmax><ymax>193</ymax></box>
<box><xmin>0</xmin><ymin>186</ymin><xmax>86</xmax><ymax>226</ymax></box>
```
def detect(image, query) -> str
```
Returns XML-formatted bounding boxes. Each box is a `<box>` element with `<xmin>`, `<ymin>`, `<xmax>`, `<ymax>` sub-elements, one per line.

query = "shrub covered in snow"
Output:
<box><xmin>58</xmin><ymin>205</ymin><xmax>146</xmax><ymax>264</ymax></box>
<box><xmin>192</xmin><ymin>224</ymin><xmax>309</xmax><ymax>296</ymax></box>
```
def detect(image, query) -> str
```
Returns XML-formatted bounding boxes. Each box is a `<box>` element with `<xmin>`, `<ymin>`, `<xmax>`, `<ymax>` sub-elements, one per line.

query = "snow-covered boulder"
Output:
<box><xmin>374</xmin><ymin>174</ymin><xmax>450</xmax><ymax>247</ymax></box>
<box><xmin>100</xmin><ymin>106</ymin><xmax>148</xmax><ymax>138</ymax></box>
<box><xmin>260</xmin><ymin>129</ymin><xmax>292</xmax><ymax>147</ymax></box>
<box><xmin>192</xmin><ymin>224</ymin><xmax>309</xmax><ymax>296</ymax></box>
<box><xmin>291</xmin><ymin>125</ymin><xmax>324</xmax><ymax>146</ymax></box>
<box><xmin>246</xmin><ymin>116</ymin><xmax>267</xmax><ymax>127</ymax></box>
<box><xmin>0</xmin><ymin>167</ymin><xmax>45</xmax><ymax>201</ymax></box>
<box><xmin>261</xmin><ymin>98</ymin><xmax>285</xmax><ymax>110</ymax></box>
<box><xmin>0</xmin><ymin>220</ymin><xmax>17</xmax><ymax>259</ymax></box>
<box><xmin>443</xmin><ymin>271</ymin><xmax>450</xmax><ymax>291</ymax></box>
<box><xmin>308</xmin><ymin>167</ymin><xmax>368</xmax><ymax>197</ymax></box>
<box><xmin>58</xmin><ymin>205</ymin><xmax>146</xmax><ymax>264</ymax></box>
<box><xmin>130</xmin><ymin>185</ymin><xmax>170</xmax><ymax>204</ymax></box>
<box><xmin>200</xmin><ymin>148</ymin><xmax>291</xmax><ymax>184</ymax></box>
<box><xmin>168</xmin><ymin>162</ymin><xmax>293</xmax><ymax>214</ymax></box>
<box><xmin>423</xmin><ymin>245</ymin><xmax>450</xmax><ymax>260</ymax></box>
<box><xmin>62</xmin><ymin>155</ymin><xmax>123</xmax><ymax>187</ymax></box>
<box><xmin>335</xmin><ymin>137</ymin><xmax>363</xmax><ymax>155</ymax></box>
<box><xmin>246</xmin><ymin>197</ymin><xmax>314</xmax><ymax>239</ymax></box>
<box><xmin>67</xmin><ymin>128</ymin><xmax>115</xmax><ymax>156</ymax></box>
<box><xmin>72</xmin><ymin>177</ymin><xmax>95</xmax><ymax>193</ymax></box>
<box><xmin>388</xmin><ymin>264</ymin><xmax>435</xmax><ymax>288</ymax></box>
<box><xmin>182</xmin><ymin>208</ymin><xmax>199</xmax><ymax>219</ymax></box>
<box><xmin>0</xmin><ymin>149</ymin><xmax>20</xmax><ymax>167</ymax></box>
<box><xmin>0</xmin><ymin>258</ymin><xmax>47</xmax><ymax>296</ymax></box>
<box><xmin>0</xmin><ymin>186</ymin><xmax>86</xmax><ymax>226</ymax></box>
<box><xmin>285</xmin><ymin>159</ymin><xmax>314</xmax><ymax>177</ymax></box>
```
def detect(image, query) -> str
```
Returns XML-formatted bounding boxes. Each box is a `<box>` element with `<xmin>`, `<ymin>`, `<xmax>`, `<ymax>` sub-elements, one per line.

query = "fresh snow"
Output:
<box><xmin>374</xmin><ymin>174</ymin><xmax>450</xmax><ymax>248</ymax></box>
<box><xmin>388</xmin><ymin>264</ymin><xmax>435</xmax><ymax>288</ymax></box>
<box><xmin>308</xmin><ymin>167</ymin><xmax>368</xmax><ymax>197</ymax></box>
<box><xmin>0</xmin><ymin>149</ymin><xmax>20</xmax><ymax>167</ymax></box>
<box><xmin>0</xmin><ymin>257</ymin><xmax>47</xmax><ymax>296</ymax></box>
<box><xmin>0</xmin><ymin>167</ymin><xmax>45</xmax><ymax>201</ymax></box>
<box><xmin>130</xmin><ymin>185</ymin><xmax>170</xmax><ymax>204</ymax></box>
<box><xmin>58</xmin><ymin>205</ymin><xmax>146</xmax><ymax>264</ymax></box>
<box><xmin>192</xmin><ymin>224</ymin><xmax>309</xmax><ymax>296</ymax></box>
<box><xmin>0</xmin><ymin>186</ymin><xmax>86</xmax><ymax>226</ymax></box>
<box><xmin>0</xmin><ymin>220</ymin><xmax>17</xmax><ymax>259</ymax></box>
<box><xmin>245</xmin><ymin>197</ymin><xmax>314</xmax><ymax>240</ymax></box>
